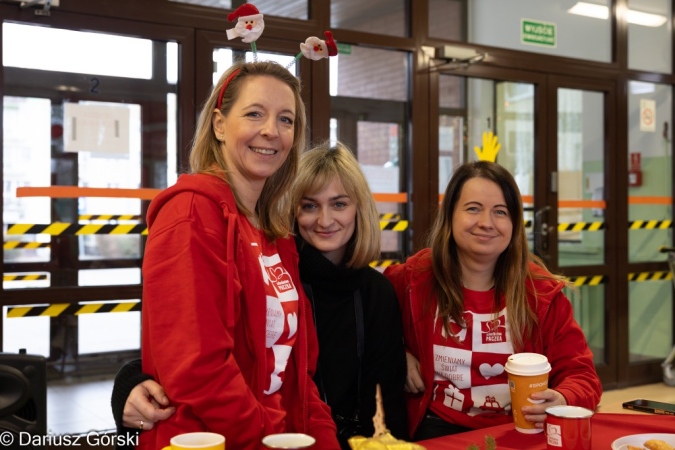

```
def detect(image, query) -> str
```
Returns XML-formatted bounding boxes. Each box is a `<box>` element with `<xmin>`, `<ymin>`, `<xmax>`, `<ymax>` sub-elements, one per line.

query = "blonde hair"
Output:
<box><xmin>427</xmin><ymin>161</ymin><xmax>567</xmax><ymax>350</ymax></box>
<box><xmin>189</xmin><ymin>61</ymin><xmax>307</xmax><ymax>240</ymax></box>
<box><xmin>289</xmin><ymin>141</ymin><xmax>381</xmax><ymax>268</ymax></box>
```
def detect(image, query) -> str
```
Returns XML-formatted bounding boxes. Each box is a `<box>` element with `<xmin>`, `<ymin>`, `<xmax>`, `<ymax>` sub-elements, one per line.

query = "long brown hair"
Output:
<box><xmin>427</xmin><ymin>161</ymin><xmax>564</xmax><ymax>351</ymax></box>
<box><xmin>189</xmin><ymin>61</ymin><xmax>306</xmax><ymax>240</ymax></box>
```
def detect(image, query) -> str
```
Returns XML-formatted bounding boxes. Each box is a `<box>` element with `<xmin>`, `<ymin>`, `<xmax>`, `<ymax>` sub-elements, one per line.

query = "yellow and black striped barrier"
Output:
<box><xmin>564</xmin><ymin>271</ymin><xmax>673</xmax><ymax>286</ymax></box>
<box><xmin>369</xmin><ymin>259</ymin><xmax>401</xmax><ymax>268</ymax></box>
<box><xmin>4</xmin><ymin>241</ymin><xmax>50</xmax><ymax>249</ymax></box>
<box><xmin>7</xmin><ymin>301</ymin><xmax>141</xmax><ymax>318</ymax></box>
<box><xmin>565</xmin><ymin>275</ymin><xmax>607</xmax><ymax>286</ymax></box>
<box><xmin>6</xmin><ymin>223</ymin><xmax>148</xmax><ymax>235</ymax></box>
<box><xmin>558</xmin><ymin>222</ymin><xmax>606</xmax><ymax>232</ymax></box>
<box><xmin>628</xmin><ymin>271</ymin><xmax>672</xmax><ymax>282</ymax></box>
<box><xmin>629</xmin><ymin>220</ymin><xmax>672</xmax><ymax>230</ymax></box>
<box><xmin>3</xmin><ymin>274</ymin><xmax>48</xmax><ymax>282</ymax></box>
<box><xmin>380</xmin><ymin>220</ymin><xmax>408</xmax><ymax>231</ymax></box>
<box><xmin>79</xmin><ymin>215</ymin><xmax>142</xmax><ymax>221</ymax></box>
<box><xmin>379</xmin><ymin>213</ymin><xmax>401</xmax><ymax>221</ymax></box>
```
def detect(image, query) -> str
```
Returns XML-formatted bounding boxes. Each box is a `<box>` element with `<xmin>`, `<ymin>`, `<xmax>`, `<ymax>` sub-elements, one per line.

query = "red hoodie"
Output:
<box><xmin>139</xmin><ymin>173</ymin><xmax>339</xmax><ymax>450</ymax></box>
<box><xmin>384</xmin><ymin>249</ymin><xmax>602</xmax><ymax>438</ymax></box>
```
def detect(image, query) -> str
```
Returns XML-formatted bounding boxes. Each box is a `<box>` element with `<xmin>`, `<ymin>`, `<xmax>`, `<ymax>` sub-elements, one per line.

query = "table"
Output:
<box><xmin>417</xmin><ymin>413</ymin><xmax>674</xmax><ymax>449</ymax></box>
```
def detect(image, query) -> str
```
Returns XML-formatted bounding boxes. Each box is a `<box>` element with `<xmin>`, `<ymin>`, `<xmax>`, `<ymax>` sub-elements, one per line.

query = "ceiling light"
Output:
<box><xmin>568</xmin><ymin>2</ymin><xmax>608</xmax><ymax>20</ymax></box>
<box><xmin>626</xmin><ymin>9</ymin><xmax>668</xmax><ymax>27</ymax></box>
<box><xmin>568</xmin><ymin>2</ymin><xmax>668</xmax><ymax>27</ymax></box>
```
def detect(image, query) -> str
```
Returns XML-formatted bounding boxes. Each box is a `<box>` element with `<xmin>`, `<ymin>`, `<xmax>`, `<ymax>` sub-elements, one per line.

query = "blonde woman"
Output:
<box><xmin>135</xmin><ymin>61</ymin><xmax>339</xmax><ymax>450</ymax></box>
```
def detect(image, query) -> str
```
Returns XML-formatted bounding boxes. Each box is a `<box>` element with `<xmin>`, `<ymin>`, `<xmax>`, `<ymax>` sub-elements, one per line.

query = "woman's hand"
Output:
<box><xmin>521</xmin><ymin>389</ymin><xmax>567</xmax><ymax>429</ymax></box>
<box><xmin>122</xmin><ymin>380</ymin><xmax>176</xmax><ymax>430</ymax></box>
<box><xmin>404</xmin><ymin>352</ymin><xmax>425</xmax><ymax>394</ymax></box>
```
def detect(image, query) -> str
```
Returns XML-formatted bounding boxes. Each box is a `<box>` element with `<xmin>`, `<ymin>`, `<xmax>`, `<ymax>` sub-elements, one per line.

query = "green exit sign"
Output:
<box><xmin>521</xmin><ymin>19</ymin><xmax>556</xmax><ymax>47</ymax></box>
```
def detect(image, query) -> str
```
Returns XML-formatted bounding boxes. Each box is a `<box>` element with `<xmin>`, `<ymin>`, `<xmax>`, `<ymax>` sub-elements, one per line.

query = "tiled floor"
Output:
<box><xmin>47</xmin><ymin>376</ymin><xmax>116</xmax><ymax>435</ymax></box>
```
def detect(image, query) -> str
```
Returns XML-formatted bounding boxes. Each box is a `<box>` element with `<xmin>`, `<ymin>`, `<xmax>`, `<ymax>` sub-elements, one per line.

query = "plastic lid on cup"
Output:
<box><xmin>504</xmin><ymin>353</ymin><xmax>551</xmax><ymax>376</ymax></box>
<box><xmin>545</xmin><ymin>405</ymin><xmax>594</xmax><ymax>419</ymax></box>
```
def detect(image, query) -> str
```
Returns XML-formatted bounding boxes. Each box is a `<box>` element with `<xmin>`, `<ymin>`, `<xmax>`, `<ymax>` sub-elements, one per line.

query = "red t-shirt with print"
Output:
<box><xmin>428</xmin><ymin>287</ymin><xmax>515</xmax><ymax>429</ymax></box>
<box><xmin>241</xmin><ymin>221</ymin><xmax>299</xmax><ymax>433</ymax></box>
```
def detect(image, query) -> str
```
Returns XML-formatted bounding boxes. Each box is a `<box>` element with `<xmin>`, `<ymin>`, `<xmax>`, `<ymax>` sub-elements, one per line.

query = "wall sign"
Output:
<box><xmin>521</xmin><ymin>19</ymin><xmax>556</xmax><ymax>48</ymax></box>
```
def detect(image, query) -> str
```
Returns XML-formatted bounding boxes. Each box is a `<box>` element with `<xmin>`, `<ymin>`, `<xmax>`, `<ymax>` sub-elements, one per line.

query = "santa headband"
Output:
<box><xmin>217</xmin><ymin>3</ymin><xmax>338</xmax><ymax>110</ymax></box>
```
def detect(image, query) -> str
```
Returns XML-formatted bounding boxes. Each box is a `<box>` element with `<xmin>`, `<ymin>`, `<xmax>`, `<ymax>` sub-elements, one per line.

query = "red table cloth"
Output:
<box><xmin>417</xmin><ymin>413</ymin><xmax>673</xmax><ymax>449</ymax></box>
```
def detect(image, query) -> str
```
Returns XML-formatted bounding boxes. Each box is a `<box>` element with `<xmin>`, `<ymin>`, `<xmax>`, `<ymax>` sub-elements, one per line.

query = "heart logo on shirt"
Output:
<box><xmin>287</xmin><ymin>312</ymin><xmax>298</xmax><ymax>339</ymax></box>
<box><xmin>479</xmin><ymin>363</ymin><xmax>505</xmax><ymax>380</ymax></box>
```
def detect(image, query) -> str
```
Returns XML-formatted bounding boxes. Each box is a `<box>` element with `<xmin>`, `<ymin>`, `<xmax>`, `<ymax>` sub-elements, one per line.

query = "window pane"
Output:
<box><xmin>628</xmin><ymin>82</ymin><xmax>672</xmax><ymax>263</ymax></box>
<box><xmin>429</xmin><ymin>0</ymin><xmax>464</xmax><ymax>40</ymax></box>
<box><xmin>331</xmin><ymin>47</ymin><xmax>408</xmax><ymax>101</ymax></box>
<box><xmin>168</xmin><ymin>0</ymin><xmax>308</xmax><ymax>20</ymax></box>
<box><xmin>78</xmin><ymin>301</ymin><xmax>140</xmax><ymax>354</ymax></box>
<box><xmin>2</xmin><ymin>307</ymin><xmax>50</xmax><ymax>357</ymax></box>
<box><xmin>468</xmin><ymin>0</ymin><xmax>611</xmax><ymax>63</ymax></box>
<box><xmin>331</xmin><ymin>0</ymin><xmax>408</xmax><ymax>37</ymax></box>
<box><xmin>629</xmin><ymin>279</ymin><xmax>673</xmax><ymax>362</ymax></box>
<box><xmin>3</xmin><ymin>23</ymin><xmax>153</xmax><ymax>79</ymax></box>
<box><xmin>628</xmin><ymin>0</ymin><xmax>672</xmax><ymax>73</ymax></box>
<box><xmin>564</xmin><ymin>285</ymin><xmax>605</xmax><ymax>366</ymax></box>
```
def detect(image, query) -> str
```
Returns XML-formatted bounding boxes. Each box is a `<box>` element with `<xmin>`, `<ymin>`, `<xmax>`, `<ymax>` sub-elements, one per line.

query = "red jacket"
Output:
<box><xmin>384</xmin><ymin>249</ymin><xmax>602</xmax><ymax>437</ymax></box>
<box><xmin>139</xmin><ymin>173</ymin><xmax>339</xmax><ymax>450</ymax></box>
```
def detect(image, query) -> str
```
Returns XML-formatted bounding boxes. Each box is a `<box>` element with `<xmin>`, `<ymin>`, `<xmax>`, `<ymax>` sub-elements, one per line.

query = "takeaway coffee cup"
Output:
<box><xmin>504</xmin><ymin>352</ymin><xmax>551</xmax><ymax>434</ymax></box>
<box><xmin>161</xmin><ymin>432</ymin><xmax>225</xmax><ymax>450</ymax></box>
<box><xmin>262</xmin><ymin>433</ymin><xmax>316</xmax><ymax>449</ymax></box>
<box><xmin>545</xmin><ymin>405</ymin><xmax>593</xmax><ymax>450</ymax></box>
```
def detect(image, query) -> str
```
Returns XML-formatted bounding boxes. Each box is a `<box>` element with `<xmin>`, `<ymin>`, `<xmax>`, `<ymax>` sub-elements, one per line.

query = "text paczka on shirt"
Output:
<box><xmin>430</xmin><ymin>288</ymin><xmax>514</xmax><ymax>422</ymax></box>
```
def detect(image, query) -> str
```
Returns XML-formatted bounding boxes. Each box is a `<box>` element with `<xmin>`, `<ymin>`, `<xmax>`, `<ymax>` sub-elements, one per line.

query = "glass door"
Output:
<box><xmin>545</xmin><ymin>76</ymin><xmax>618</xmax><ymax>385</ymax></box>
<box><xmin>1</xmin><ymin>14</ymin><xmax>193</xmax><ymax>433</ymax></box>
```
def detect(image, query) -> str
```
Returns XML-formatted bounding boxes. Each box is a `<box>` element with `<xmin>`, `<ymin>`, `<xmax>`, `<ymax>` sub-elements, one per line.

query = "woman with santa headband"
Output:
<box><xmin>129</xmin><ymin>60</ymin><xmax>340</xmax><ymax>450</ymax></box>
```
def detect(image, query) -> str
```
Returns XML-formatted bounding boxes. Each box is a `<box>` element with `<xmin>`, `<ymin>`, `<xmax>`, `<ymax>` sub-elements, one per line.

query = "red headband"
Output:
<box><xmin>216</xmin><ymin>68</ymin><xmax>241</xmax><ymax>110</ymax></box>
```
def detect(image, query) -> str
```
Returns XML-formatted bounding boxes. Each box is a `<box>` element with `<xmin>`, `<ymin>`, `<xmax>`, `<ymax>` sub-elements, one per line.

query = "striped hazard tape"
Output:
<box><xmin>369</xmin><ymin>259</ymin><xmax>401</xmax><ymax>268</ymax></box>
<box><xmin>564</xmin><ymin>271</ymin><xmax>673</xmax><ymax>286</ymax></box>
<box><xmin>6</xmin><ymin>223</ymin><xmax>148</xmax><ymax>235</ymax></box>
<box><xmin>380</xmin><ymin>220</ymin><xmax>408</xmax><ymax>231</ymax></box>
<box><xmin>7</xmin><ymin>301</ymin><xmax>141</xmax><ymax>318</ymax></box>
<box><xmin>628</xmin><ymin>271</ymin><xmax>672</xmax><ymax>282</ymax></box>
<box><xmin>379</xmin><ymin>213</ymin><xmax>401</xmax><ymax>221</ymax></box>
<box><xmin>629</xmin><ymin>220</ymin><xmax>672</xmax><ymax>230</ymax></box>
<box><xmin>4</xmin><ymin>274</ymin><xmax>48</xmax><ymax>282</ymax></box>
<box><xmin>558</xmin><ymin>222</ymin><xmax>606</xmax><ymax>232</ymax></box>
<box><xmin>4</xmin><ymin>241</ymin><xmax>50</xmax><ymax>249</ymax></box>
<box><xmin>79</xmin><ymin>215</ymin><xmax>142</xmax><ymax>221</ymax></box>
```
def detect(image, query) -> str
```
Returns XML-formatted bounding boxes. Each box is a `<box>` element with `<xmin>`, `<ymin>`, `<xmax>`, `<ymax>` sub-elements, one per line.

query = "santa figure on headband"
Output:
<box><xmin>226</xmin><ymin>4</ymin><xmax>264</xmax><ymax>43</ymax></box>
<box><xmin>299</xmin><ymin>31</ymin><xmax>338</xmax><ymax>61</ymax></box>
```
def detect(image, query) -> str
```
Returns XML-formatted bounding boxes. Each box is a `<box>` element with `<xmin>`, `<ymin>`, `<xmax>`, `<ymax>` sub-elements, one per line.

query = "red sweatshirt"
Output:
<box><xmin>384</xmin><ymin>249</ymin><xmax>602</xmax><ymax>438</ymax></box>
<box><xmin>139</xmin><ymin>173</ymin><xmax>339</xmax><ymax>450</ymax></box>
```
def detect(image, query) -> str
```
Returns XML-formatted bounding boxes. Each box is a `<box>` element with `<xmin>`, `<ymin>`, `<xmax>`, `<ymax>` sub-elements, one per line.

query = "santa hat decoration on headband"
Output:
<box><xmin>227</xmin><ymin>3</ymin><xmax>265</xmax><ymax>56</ymax></box>
<box><xmin>288</xmin><ymin>30</ymin><xmax>339</xmax><ymax>68</ymax></box>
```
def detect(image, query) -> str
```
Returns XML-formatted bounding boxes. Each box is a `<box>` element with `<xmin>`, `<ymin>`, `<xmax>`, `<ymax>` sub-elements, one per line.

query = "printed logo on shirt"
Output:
<box><xmin>259</xmin><ymin>254</ymin><xmax>298</xmax><ymax>302</ymax></box>
<box><xmin>480</xmin><ymin>315</ymin><xmax>507</xmax><ymax>344</ymax></box>
<box><xmin>470</xmin><ymin>310</ymin><xmax>513</xmax><ymax>354</ymax></box>
<box><xmin>467</xmin><ymin>384</ymin><xmax>511</xmax><ymax>416</ymax></box>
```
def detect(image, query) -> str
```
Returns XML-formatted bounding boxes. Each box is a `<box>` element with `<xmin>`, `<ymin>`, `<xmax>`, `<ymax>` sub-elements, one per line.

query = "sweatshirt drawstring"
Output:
<box><xmin>224</xmin><ymin>208</ymin><xmax>237</xmax><ymax>328</ymax></box>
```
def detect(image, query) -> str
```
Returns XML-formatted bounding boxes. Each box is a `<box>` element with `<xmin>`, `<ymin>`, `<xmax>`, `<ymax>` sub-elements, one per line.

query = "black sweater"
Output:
<box><xmin>110</xmin><ymin>237</ymin><xmax>407</xmax><ymax>445</ymax></box>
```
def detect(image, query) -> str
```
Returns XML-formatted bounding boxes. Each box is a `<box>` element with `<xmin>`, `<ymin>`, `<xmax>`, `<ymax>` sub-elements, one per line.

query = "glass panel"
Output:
<box><xmin>2</xmin><ymin>306</ymin><xmax>50</xmax><ymax>356</ymax></box>
<box><xmin>330</xmin><ymin>47</ymin><xmax>409</xmax><ymax>259</ymax></box>
<box><xmin>3</xmin><ymin>23</ymin><xmax>153</xmax><ymax>79</ymax></box>
<box><xmin>3</xmin><ymin>96</ymin><xmax>51</xmax><ymax>263</ymax></box>
<box><xmin>169</xmin><ymin>0</ymin><xmax>308</xmax><ymax>19</ymax></box>
<box><xmin>629</xmin><ymin>278</ymin><xmax>673</xmax><ymax>362</ymax></box>
<box><xmin>468</xmin><ymin>0</ymin><xmax>611</xmax><ymax>63</ymax></box>
<box><xmin>564</xmin><ymin>285</ymin><xmax>605</xmax><ymax>365</ymax></box>
<box><xmin>557</xmin><ymin>89</ymin><xmax>605</xmax><ymax>267</ymax></box>
<box><xmin>628</xmin><ymin>81</ymin><xmax>672</xmax><ymax>263</ymax></box>
<box><xmin>78</xmin><ymin>301</ymin><xmax>141</xmax><ymax>354</ymax></box>
<box><xmin>213</xmin><ymin>49</ymin><xmax>296</xmax><ymax>86</ymax></box>
<box><xmin>429</xmin><ymin>0</ymin><xmax>464</xmax><ymax>40</ymax></box>
<box><xmin>628</xmin><ymin>0</ymin><xmax>672</xmax><ymax>73</ymax></box>
<box><xmin>438</xmin><ymin>77</ymin><xmax>535</xmax><ymax>252</ymax></box>
<box><xmin>331</xmin><ymin>0</ymin><xmax>408</xmax><ymax>37</ymax></box>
